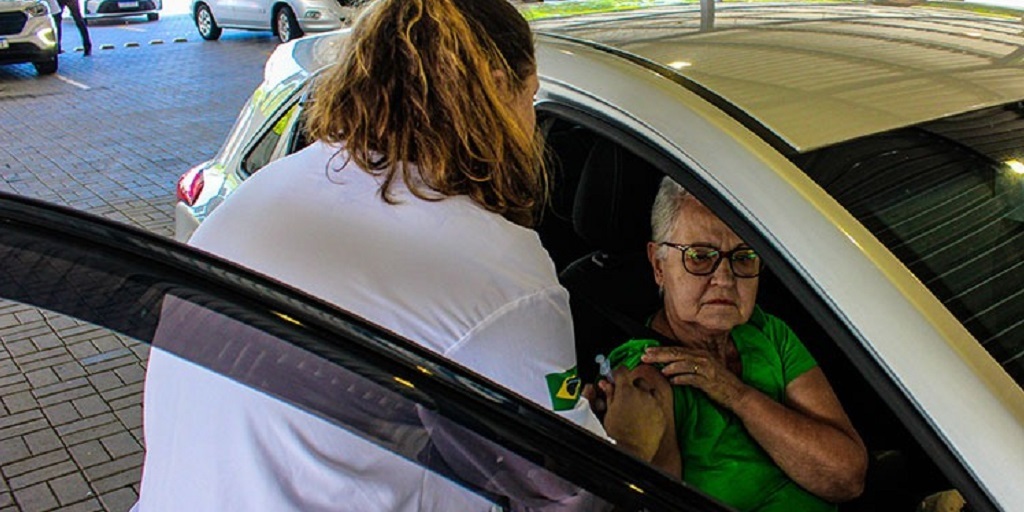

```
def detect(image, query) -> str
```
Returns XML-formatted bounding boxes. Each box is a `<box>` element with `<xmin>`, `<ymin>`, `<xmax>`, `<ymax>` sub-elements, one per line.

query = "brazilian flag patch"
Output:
<box><xmin>545</xmin><ymin>366</ymin><xmax>582</xmax><ymax>411</ymax></box>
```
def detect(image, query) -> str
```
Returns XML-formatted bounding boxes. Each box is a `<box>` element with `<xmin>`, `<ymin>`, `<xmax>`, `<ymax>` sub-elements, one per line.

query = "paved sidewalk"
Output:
<box><xmin>1</xmin><ymin>19</ymin><xmax>277</xmax><ymax>510</ymax></box>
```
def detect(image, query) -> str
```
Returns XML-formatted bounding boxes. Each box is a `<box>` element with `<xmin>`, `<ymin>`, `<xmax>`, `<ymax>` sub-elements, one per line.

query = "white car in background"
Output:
<box><xmin>81</xmin><ymin>0</ymin><xmax>161</xmax><ymax>21</ymax></box>
<box><xmin>190</xmin><ymin>0</ymin><xmax>355</xmax><ymax>43</ymax></box>
<box><xmin>0</xmin><ymin>0</ymin><xmax>58</xmax><ymax>75</ymax></box>
<box><xmin>176</xmin><ymin>2</ymin><xmax>1024</xmax><ymax>509</ymax></box>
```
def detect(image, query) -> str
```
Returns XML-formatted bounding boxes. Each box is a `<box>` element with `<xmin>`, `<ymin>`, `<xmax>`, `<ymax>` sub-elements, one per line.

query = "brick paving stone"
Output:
<box><xmin>112</xmin><ymin>405</ymin><xmax>142</xmax><ymax>431</ymax></box>
<box><xmin>36</xmin><ymin>380</ymin><xmax>95</xmax><ymax>407</ymax></box>
<box><xmin>0</xmin><ymin>410</ymin><xmax>44</xmax><ymax>432</ymax></box>
<box><xmin>83</xmin><ymin>452</ymin><xmax>143</xmax><ymax>485</ymax></box>
<box><xmin>99</xmin><ymin>433</ymin><xmax>140</xmax><ymax>460</ymax></box>
<box><xmin>13</xmin><ymin>310</ymin><xmax>43</xmax><ymax>324</ymax></box>
<box><xmin>20</xmin><ymin>353</ymin><xmax>75</xmax><ymax>375</ymax></box>
<box><xmin>3</xmin><ymin>449</ymin><xmax>71</xmax><ymax>481</ymax></box>
<box><xmin>0</xmin><ymin>324</ymin><xmax>52</xmax><ymax>345</ymax></box>
<box><xmin>59</xmin><ymin>420</ymin><xmax>124</xmax><ymax>448</ymax></box>
<box><xmin>99</xmin><ymin>382</ymin><xmax>142</xmax><ymax>404</ymax></box>
<box><xmin>2</xmin><ymin>390</ymin><xmax>37</xmax><ymax>414</ymax></box>
<box><xmin>54</xmin><ymin>362</ymin><xmax>88</xmax><ymax>382</ymax></box>
<box><xmin>9</xmin><ymin>457</ymin><xmax>79</xmax><ymax>492</ymax></box>
<box><xmin>67</xmin><ymin>342</ymin><xmax>102</xmax><ymax>361</ymax></box>
<box><xmin>0</xmin><ymin>361</ymin><xmax>20</xmax><ymax>378</ymax></box>
<box><xmin>68</xmin><ymin>441</ymin><xmax>110</xmax><ymax>470</ymax></box>
<box><xmin>98</xmin><ymin>487</ymin><xmax>137</xmax><ymax>512</ymax></box>
<box><xmin>13</xmin><ymin>482</ymin><xmax>59</xmax><ymax>511</ymax></box>
<box><xmin>54</xmin><ymin>414</ymin><xmax>119</xmax><ymax>439</ymax></box>
<box><xmin>55</xmin><ymin>498</ymin><xmax>104</xmax><ymax>512</ymax></box>
<box><xmin>112</xmin><ymin>364</ymin><xmax>144</xmax><ymax>386</ymax></box>
<box><xmin>0</xmin><ymin>418</ymin><xmax>48</xmax><ymax>443</ymax></box>
<box><xmin>25</xmin><ymin>367</ymin><xmax>60</xmax><ymax>389</ymax></box>
<box><xmin>43</xmin><ymin>402</ymin><xmax>82</xmax><ymax>428</ymax></box>
<box><xmin>85</xmin><ymin>372</ymin><xmax>122</xmax><ymax>393</ymax></box>
<box><xmin>0</xmin><ymin>438</ymin><xmax>30</xmax><ymax>466</ymax></box>
<box><xmin>50</xmin><ymin>473</ymin><xmax>93</xmax><ymax>506</ymax></box>
<box><xmin>0</xmin><ymin>491</ymin><xmax>12</xmax><ymax>507</ymax></box>
<box><xmin>31</xmin><ymin>333</ymin><xmax>64</xmax><ymax>352</ymax></box>
<box><xmin>72</xmin><ymin>395</ymin><xmax>111</xmax><ymax>418</ymax></box>
<box><xmin>0</xmin><ymin>315</ymin><xmax>17</xmax><ymax>330</ymax></box>
<box><xmin>24</xmin><ymin>429</ymin><xmax>63</xmax><ymax>456</ymax></box>
<box><xmin>0</xmin><ymin>382</ymin><xmax>30</xmax><ymax>403</ymax></box>
<box><xmin>83</xmin><ymin>356</ymin><xmax>137</xmax><ymax>376</ymax></box>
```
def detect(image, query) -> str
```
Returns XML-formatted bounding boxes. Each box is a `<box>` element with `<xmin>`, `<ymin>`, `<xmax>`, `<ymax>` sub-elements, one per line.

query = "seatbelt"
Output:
<box><xmin>575</xmin><ymin>295</ymin><xmax>675</xmax><ymax>347</ymax></box>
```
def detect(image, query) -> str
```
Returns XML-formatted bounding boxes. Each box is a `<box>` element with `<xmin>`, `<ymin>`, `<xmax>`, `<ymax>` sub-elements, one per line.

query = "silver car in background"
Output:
<box><xmin>81</xmin><ymin>0</ymin><xmax>161</xmax><ymax>21</ymax></box>
<box><xmin>190</xmin><ymin>0</ymin><xmax>355</xmax><ymax>43</ymax></box>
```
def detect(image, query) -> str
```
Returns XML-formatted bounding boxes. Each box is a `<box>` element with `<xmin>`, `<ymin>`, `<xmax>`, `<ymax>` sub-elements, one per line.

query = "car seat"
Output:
<box><xmin>557</xmin><ymin>141</ymin><xmax>664</xmax><ymax>384</ymax></box>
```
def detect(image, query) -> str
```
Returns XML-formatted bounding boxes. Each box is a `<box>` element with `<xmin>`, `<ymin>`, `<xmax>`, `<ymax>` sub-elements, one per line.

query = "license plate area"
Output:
<box><xmin>118</xmin><ymin>1</ymin><xmax>139</xmax><ymax>8</ymax></box>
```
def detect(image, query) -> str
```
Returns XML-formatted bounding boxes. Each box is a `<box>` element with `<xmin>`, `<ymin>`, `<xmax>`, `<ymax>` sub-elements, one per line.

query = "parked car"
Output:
<box><xmin>81</xmin><ymin>0</ymin><xmax>161</xmax><ymax>22</ymax></box>
<box><xmin>0</xmin><ymin>0</ymin><xmax>58</xmax><ymax>75</ymax></box>
<box><xmin>190</xmin><ymin>0</ymin><xmax>356</xmax><ymax>44</ymax></box>
<box><xmin>174</xmin><ymin>1</ymin><xmax>1024</xmax><ymax>510</ymax></box>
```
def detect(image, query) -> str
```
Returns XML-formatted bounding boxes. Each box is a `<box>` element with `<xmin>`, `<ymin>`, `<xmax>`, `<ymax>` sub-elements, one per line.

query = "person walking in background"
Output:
<box><xmin>55</xmin><ymin>0</ymin><xmax>91</xmax><ymax>56</ymax></box>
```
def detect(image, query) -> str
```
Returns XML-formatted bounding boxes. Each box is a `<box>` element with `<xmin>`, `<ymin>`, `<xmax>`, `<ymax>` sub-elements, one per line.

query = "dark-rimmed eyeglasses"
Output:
<box><xmin>658</xmin><ymin>243</ymin><xmax>762</xmax><ymax>278</ymax></box>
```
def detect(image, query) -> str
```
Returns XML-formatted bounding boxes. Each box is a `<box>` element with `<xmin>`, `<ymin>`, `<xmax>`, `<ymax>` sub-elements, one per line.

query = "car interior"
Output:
<box><xmin>534</xmin><ymin>112</ymin><xmax>957</xmax><ymax>512</ymax></box>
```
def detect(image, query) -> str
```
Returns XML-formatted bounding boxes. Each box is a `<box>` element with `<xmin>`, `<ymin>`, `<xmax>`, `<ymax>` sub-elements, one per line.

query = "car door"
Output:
<box><xmin>0</xmin><ymin>191</ymin><xmax>732</xmax><ymax>512</ymax></box>
<box><xmin>532</xmin><ymin>36</ymin><xmax>1022</xmax><ymax>512</ymax></box>
<box><xmin>233</xmin><ymin>0</ymin><xmax>270</xmax><ymax>29</ymax></box>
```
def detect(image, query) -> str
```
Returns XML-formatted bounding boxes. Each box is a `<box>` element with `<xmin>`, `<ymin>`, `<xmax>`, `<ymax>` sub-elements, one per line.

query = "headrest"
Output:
<box><xmin>572</xmin><ymin>143</ymin><xmax>662</xmax><ymax>253</ymax></box>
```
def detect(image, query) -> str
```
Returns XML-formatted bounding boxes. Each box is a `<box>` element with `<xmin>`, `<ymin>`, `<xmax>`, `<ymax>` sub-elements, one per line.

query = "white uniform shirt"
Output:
<box><xmin>134</xmin><ymin>141</ymin><xmax>605</xmax><ymax>511</ymax></box>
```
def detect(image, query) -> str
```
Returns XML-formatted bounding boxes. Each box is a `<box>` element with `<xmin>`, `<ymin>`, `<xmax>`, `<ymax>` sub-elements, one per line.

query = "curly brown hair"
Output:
<box><xmin>306</xmin><ymin>0</ymin><xmax>547</xmax><ymax>227</ymax></box>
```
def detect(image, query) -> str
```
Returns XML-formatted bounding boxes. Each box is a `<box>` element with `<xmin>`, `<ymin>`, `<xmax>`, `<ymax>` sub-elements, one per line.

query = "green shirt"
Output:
<box><xmin>604</xmin><ymin>306</ymin><xmax>831</xmax><ymax>512</ymax></box>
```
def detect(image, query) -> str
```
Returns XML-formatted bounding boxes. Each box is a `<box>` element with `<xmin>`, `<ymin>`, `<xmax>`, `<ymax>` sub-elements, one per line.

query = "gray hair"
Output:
<box><xmin>650</xmin><ymin>176</ymin><xmax>692</xmax><ymax>260</ymax></box>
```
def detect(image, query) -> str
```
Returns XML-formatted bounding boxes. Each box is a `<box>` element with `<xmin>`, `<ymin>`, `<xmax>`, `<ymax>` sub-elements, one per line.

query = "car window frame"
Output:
<box><xmin>532</xmin><ymin>97</ymin><xmax>1001</xmax><ymax>512</ymax></box>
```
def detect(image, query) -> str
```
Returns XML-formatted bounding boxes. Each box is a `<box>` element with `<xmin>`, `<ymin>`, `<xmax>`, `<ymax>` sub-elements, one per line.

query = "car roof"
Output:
<box><xmin>528</xmin><ymin>1</ymin><xmax>1024</xmax><ymax>152</ymax></box>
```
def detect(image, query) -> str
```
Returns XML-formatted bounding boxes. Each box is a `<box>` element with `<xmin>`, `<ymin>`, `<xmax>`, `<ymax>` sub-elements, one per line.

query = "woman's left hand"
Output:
<box><xmin>641</xmin><ymin>346</ymin><xmax>750</xmax><ymax>410</ymax></box>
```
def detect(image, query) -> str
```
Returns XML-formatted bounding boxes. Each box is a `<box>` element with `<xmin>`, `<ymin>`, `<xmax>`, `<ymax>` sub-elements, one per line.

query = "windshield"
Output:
<box><xmin>793</xmin><ymin>101</ymin><xmax>1024</xmax><ymax>386</ymax></box>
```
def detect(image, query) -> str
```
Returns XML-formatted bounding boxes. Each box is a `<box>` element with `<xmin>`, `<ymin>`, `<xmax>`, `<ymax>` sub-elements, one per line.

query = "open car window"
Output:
<box><xmin>534</xmin><ymin>106</ymin><xmax>992</xmax><ymax>512</ymax></box>
<box><xmin>0</xmin><ymin>191</ymin><xmax>727</xmax><ymax>512</ymax></box>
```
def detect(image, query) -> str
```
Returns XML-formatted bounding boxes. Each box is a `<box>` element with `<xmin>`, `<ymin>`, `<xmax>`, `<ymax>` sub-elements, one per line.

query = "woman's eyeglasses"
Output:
<box><xmin>658</xmin><ymin>243</ymin><xmax>762</xmax><ymax>278</ymax></box>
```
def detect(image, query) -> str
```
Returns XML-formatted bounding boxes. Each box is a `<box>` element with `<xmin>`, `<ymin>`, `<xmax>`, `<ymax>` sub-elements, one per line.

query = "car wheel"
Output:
<box><xmin>147</xmin><ymin>12</ymin><xmax>159</xmax><ymax>21</ymax></box>
<box><xmin>195</xmin><ymin>3</ymin><xmax>222</xmax><ymax>41</ymax></box>
<box><xmin>275</xmin><ymin>6</ymin><xmax>302</xmax><ymax>44</ymax></box>
<box><xmin>33</xmin><ymin>56</ymin><xmax>58</xmax><ymax>75</ymax></box>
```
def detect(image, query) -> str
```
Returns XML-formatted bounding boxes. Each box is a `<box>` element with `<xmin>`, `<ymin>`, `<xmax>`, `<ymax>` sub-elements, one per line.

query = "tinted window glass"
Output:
<box><xmin>241</xmin><ymin>103</ymin><xmax>299</xmax><ymax>176</ymax></box>
<box><xmin>793</xmin><ymin>102</ymin><xmax>1024</xmax><ymax>385</ymax></box>
<box><xmin>0</xmin><ymin>194</ymin><xmax>718</xmax><ymax>512</ymax></box>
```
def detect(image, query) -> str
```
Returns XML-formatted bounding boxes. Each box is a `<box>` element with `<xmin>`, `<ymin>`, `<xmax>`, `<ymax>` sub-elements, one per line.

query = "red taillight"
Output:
<box><xmin>176</xmin><ymin>167</ymin><xmax>205</xmax><ymax>206</ymax></box>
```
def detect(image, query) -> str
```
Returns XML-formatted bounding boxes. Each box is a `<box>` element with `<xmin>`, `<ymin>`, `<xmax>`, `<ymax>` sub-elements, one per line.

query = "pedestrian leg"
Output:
<box><xmin>60</xmin><ymin>0</ymin><xmax>91</xmax><ymax>56</ymax></box>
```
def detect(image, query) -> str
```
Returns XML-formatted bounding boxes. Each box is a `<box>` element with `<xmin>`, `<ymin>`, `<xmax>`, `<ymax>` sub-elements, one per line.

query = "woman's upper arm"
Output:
<box><xmin>784</xmin><ymin>367</ymin><xmax>860</xmax><ymax>437</ymax></box>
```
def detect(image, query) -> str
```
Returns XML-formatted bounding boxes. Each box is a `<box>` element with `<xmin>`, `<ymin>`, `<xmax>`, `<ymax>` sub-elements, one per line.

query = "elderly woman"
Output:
<box><xmin>599</xmin><ymin>177</ymin><xmax>868</xmax><ymax>512</ymax></box>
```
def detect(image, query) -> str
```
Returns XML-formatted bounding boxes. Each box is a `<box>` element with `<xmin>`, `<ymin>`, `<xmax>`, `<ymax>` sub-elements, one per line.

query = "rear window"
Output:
<box><xmin>793</xmin><ymin>102</ymin><xmax>1024</xmax><ymax>386</ymax></box>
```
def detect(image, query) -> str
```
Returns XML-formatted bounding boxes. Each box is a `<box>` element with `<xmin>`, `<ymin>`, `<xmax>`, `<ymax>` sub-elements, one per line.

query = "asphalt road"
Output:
<box><xmin>1</xmin><ymin>11</ymin><xmax>281</xmax><ymax>511</ymax></box>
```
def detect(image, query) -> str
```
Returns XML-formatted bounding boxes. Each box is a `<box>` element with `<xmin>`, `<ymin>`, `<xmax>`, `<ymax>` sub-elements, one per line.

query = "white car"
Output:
<box><xmin>175</xmin><ymin>2</ymin><xmax>1024</xmax><ymax>509</ymax></box>
<box><xmin>81</xmin><ymin>0</ymin><xmax>161</xmax><ymax>21</ymax></box>
<box><xmin>190</xmin><ymin>0</ymin><xmax>355</xmax><ymax>43</ymax></box>
<box><xmin>0</xmin><ymin>0</ymin><xmax>58</xmax><ymax>75</ymax></box>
